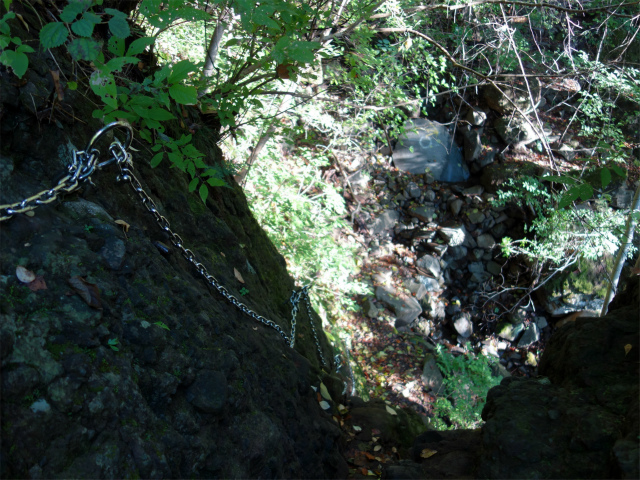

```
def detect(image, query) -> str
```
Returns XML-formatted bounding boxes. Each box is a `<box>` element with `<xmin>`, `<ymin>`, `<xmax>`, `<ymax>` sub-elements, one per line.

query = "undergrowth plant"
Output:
<box><xmin>245</xmin><ymin>139</ymin><xmax>369</xmax><ymax>321</ymax></box>
<box><xmin>432</xmin><ymin>345</ymin><xmax>501</xmax><ymax>430</ymax></box>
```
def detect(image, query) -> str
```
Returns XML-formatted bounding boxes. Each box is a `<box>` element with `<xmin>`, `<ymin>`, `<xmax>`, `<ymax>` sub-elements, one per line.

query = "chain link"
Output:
<box><xmin>110</xmin><ymin>137</ymin><xmax>328</xmax><ymax>364</ymax></box>
<box><xmin>1</xmin><ymin>121</ymin><xmax>328</xmax><ymax>368</ymax></box>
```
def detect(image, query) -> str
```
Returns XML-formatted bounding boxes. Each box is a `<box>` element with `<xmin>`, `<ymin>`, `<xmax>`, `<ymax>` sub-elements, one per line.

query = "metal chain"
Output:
<box><xmin>0</xmin><ymin>149</ymin><xmax>97</xmax><ymax>221</ymax></box>
<box><xmin>1</xmin><ymin>121</ymin><xmax>328</xmax><ymax>368</ymax></box>
<box><xmin>107</xmin><ymin>133</ymin><xmax>327</xmax><ymax>363</ymax></box>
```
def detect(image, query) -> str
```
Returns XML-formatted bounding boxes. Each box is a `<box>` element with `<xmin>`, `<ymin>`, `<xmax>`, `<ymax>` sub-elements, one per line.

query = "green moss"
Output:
<box><xmin>47</xmin><ymin>342</ymin><xmax>71</xmax><ymax>360</ymax></box>
<box><xmin>187</xmin><ymin>193</ymin><xmax>207</xmax><ymax>216</ymax></box>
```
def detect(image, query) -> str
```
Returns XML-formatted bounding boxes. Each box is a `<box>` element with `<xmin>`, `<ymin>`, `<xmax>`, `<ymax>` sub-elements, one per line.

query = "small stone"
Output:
<box><xmin>497</xmin><ymin>321</ymin><xmax>525</xmax><ymax>342</ymax></box>
<box><xmin>449</xmin><ymin>198</ymin><xmax>464</xmax><ymax>216</ymax></box>
<box><xmin>424</xmin><ymin>189</ymin><xmax>436</xmax><ymax>201</ymax></box>
<box><xmin>517</xmin><ymin>324</ymin><xmax>540</xmax><ymax>348</ymax></box>
<box><xmin>417</xmin><ymin>254</ymin><xmax>441</xmax><ymax>277</ymax></box>
<box><xmin>535</xmin><ymin>316</ymin><xmax>548</xmax><ymax>329</ymax></box>
<box><xmin>468</xmin><ymin>262</ymin><xmax>485</xmax><ymax>274</ymax></box>
<box><xmin>466</xmin><ymin>108</ymin><xmax>487</xmax><ymax>126</ymax></box>
<box><xmin>477</xmin><ymin>233</ymin><xmax>496</xmax><ymax>249</ymax></box>
<box><xmin>462</xmin><ymin>185</ymin><xmax>485</xmax><ymax>196</ymax></box>
<box><xmin>486</xmin><ymin>261</ymin><xmax>502</xmax><ymax>275</ymax></box>
<box><xmin>375</xmin><ymin>286</ymin><xmax>422</xmax><ymax>326</ymax></box>
<box><xmin>453</xmin><ymin>313</ymin><xmax>473</xmax><ymax>338</ymax></box>
<box><xmin>30</xmin><ymin>398</ymin><xmax>51</xmax><ymax>414</ymax></box>
<box><xmin>369</xmin><ymin>209</ymin><xmax>400</xmax><ymax>235</ymax></box>
<box><xmin>421</xmin><ymin>354</ymin><xmax>444</xmax><ymax>392</ymax></box>
<box><xmin>525</xmin><ymin>351</ymin><xmax>538</xmax><ymax>367</ymax></box>
<box><xmin>417</xmin><ymin>275</ymin><xmax>441</xmax><ymax>292</ymax></box>
<box><xmin>466</xmin><ymin>210</ymin><xmax>485</xmax><ymax>224</ymax></box>
<box><xmin>406</xmin><ymin>182</ymin><xmax>422</xmax><ymax>198</ymax></box>
<box><xmin>186</xmin><ymin>370</ymin><xmax>227</xmax><ymax>414</ymax></box>
<box><xmin>362</xmin><ymin>297</ymin><xmax>380</xmax><ymax>318</ymax></box>
<box><xmin>472</xmin><ymin>249</ymin><xmax>484</xmax><ymax>260</ymax></box>
<box><xmin>409</xmin><ymin>204</ymin><xmax>436</xmax><ymax>222</ymax></box>
<box><xmin>404</xmin><ymin>279</ymin><xmax>428</xmax><ymax>301</ymax></box>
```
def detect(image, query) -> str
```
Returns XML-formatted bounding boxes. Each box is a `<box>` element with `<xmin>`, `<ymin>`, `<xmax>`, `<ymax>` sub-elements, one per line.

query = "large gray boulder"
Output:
<box><xmin>393</xmin><ymin>119</ymin><xmax>469</xmax><ymax>183</ymax></box>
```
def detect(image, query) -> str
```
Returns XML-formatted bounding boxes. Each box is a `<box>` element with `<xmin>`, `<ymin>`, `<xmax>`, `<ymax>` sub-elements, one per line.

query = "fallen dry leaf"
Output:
<box><xmin>421</xmin><ymin>448</ymin><xmax>437</xmax><ymax>459</ymax></box>
<box><xmin>234</xmin><ymin>268</ymin><xmax>244</xmax><ymax>283</ymax></box>
<box><xmin>364</xmin><ymin>452</ymin><xmax>376</xmax><ymax>460</ymax></box>
<box><xmin>385</xmin><ymin>405</ymin><xmax>397</xmax><ymax>416</ymax></box>
<box><xmin>27</xmin><ymin>276</ymin><xmax>47</xmax><ymax>292</ymax></box>
<box><xmin>115</xmin><ymin>219</ymin><xmax>130</xmax><ymax>232</ymax></box>
<box><xmin>319</xmin><ymin>400</ymin><xmax>331</xmax><ymax>410</ymax></box>
<box><xmin>68</xmin><ymin>276</ymin><xmax>102</xmax><ymax>309</ymax></box>
<box><xmin>16</xmin><ymin>265</ymin><xmax>36</xmax><ymax>284</ymax></box>
<box><xmin>50</xmin><ymin>70</ymin><xmax>64</xmax><ymax>101</ymax></box>
<box><xmin>373</xmin><ymin>445</ymin><xmax>382</xmax><ymax>452</ymax></box>
<box><xmin>624</xmin><ymin>344</ymin><xmax>632</xmax><ymax>356</ymax></box>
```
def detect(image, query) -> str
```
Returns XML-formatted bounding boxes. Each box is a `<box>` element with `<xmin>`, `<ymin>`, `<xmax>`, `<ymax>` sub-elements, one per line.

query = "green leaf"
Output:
<box><xmin>199</xmin><ymin>183</ymin><xmax>209</xmax><ymax>204</ymax></box>
<box><xmin>83</xmin><ymin>11</ymin><xmax>102</xmax><ymax>24</ymax></box>
<box><xmin>153</xmin><ymin>321</ymin><xmax>170</xmax><ymax>330</ymax></box>
<box><xmin>168</xmin><ymin>59</ymin><xmax>197</xmax><ymax>84</ymax></box>
<box><xmin>558</xmin><ymin>185</ymin><xmax>582</xmax><ymax>208</ymax></box>
<box><xmin>105</xmin><ymin>56</ymin><xmax>138</xmax><ymax>72</ymax></box>
<box><xmin>601</xmin><ymin>168</ymin><xmax>612</xmax><ymax>188</ymax></box>
<box><xmin>0</xmin><ymin>36</ymin><xmax>9</xmax><ymax>49</ymax></box>
<box><xmin>60</xmin><ymin>2</ymin><xmax>85</xmax><ymax>23</ymax></box>
<box><xmin>40</xmin><ymin>22</ymin><xmax>68</xmax><ymax>49</ymax></box>
<box><xmin>104</xmin><ymin>7</ymin><xmax>127</xmax><ymax>18</ymax></box>
<box><xmin>132</xmin><ymin>105</ymin><xmax>175</xmax><ymax>121</ymax></box>
<box><xmin>108</xmin><ymin>15</ymin><xmax>130</xmax><ymax>38</ymax></box>
<box><xmin>169</xmin><ymin>83</ymin><xmax>197</xmax><ymax>105</ymax></box>
<box><xmin>89</xmin><ymin>68</ymin><xmax>117</xmax><ymax>108</ymax></box>
<box><xmin>578</xmin><ymin>183</ymin><xmax>593</xmax><ymax>201</ymax></box>
<box><xmin>67</xmin><ymin>37</ymin><xmax>101</xmax><ymax>61</ymax></box>
<box><xmin>126</xmin><ymin>36</ymin><xmax>155</xmax><ymax>56</ymax></box>
<box><xmin>188</xmin><ymin>178</ymin><xmax>198</xmax><ymax>192</ymax></box>
<box><xmin>3</xmin><ymin>3</ymin><xmax>13</xmax><ymax>15</ymax></box>
<box><xmin>207</xmin><ymin>177</ymin><xmax>227</xmax><ymax>187</ymax></box>
<box><xmin>108</xmin><ymin>36</ymin><xmax>125</xmax><ymax>56</ymax></box>
<box><xmin>288</xmin><ymin>40</ymin><xmax>320</xmax><ymax>64</ymax></box>
<box><xmin>541</xmin><ymin>175</ymin><xmax>577</xmax><ymax>185</ymax></box>
<box><xmin>611</xmin><ymin>164</ymin><xmax>626</xmax><ymax>177</ymax></box>
<box><xmin>71</xmin><ymin>18</ymin><xmax>95</xmax><ymax>37</ymax></box>
<box><xmin>16</xmin><ymin>44</ymin><xmax>35</xmax><ymax>54</ymax></box>
<box><xmin>150</xmin><ymin>152</ymin><xmax>164</xmax><ymax>167</ymax></box>
<box><xmin>0</xmin><ymin>50</ymin><xmax>28</xmax><ymax>78</ymax></box>
<box><xmin>67</xmin><ymin>80</ymin><xmax>78</xmax><ymax>90</ymax></box>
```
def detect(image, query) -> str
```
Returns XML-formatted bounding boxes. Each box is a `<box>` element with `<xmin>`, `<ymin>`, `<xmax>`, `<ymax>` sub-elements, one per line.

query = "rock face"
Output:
<box><xmin>0</xmin><ymin>51</ymin><xmax>347</xmax><ymax>478</ymax></box>
<box><xmin>392</xmin><ymin>119</ymin><xmax>469</xmax><ymax>182</ymax></box>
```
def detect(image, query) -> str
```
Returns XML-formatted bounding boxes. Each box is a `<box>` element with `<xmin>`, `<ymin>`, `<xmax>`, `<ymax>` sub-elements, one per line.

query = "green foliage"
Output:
<box><xmin>107</xmin><ymin>338</ymin><xmax>119</xmax><ymax>351</ymax></box>
<box><xmin>0</xmin><ymin>12</ymin><xmax>34</xmax><ymax>78</ymax></box>
<box><xmin>246</xmin><ymin>140</ymin><xmax>369</xmax><ymax>319</ymax></box>
<box><xmin>494</xmin><ymin>175</ymin><xmax>633</xmax><ymax>267</ymax></box>
<box><xmin>432</xmin><ymin>345</ymin><xmax>501</xmax><ymax>430</ymax></box>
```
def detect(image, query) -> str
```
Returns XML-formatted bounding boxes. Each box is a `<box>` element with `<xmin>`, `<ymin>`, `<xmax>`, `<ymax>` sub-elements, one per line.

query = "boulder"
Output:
<box><xmin>393</xmin><ymin>118</ymin><xmax>469</xmax><ymax>183</ymax></box>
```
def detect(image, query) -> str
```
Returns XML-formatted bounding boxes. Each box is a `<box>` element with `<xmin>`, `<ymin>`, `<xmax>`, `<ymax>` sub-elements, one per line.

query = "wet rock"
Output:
<box><xmin>392</xmin><ymin>118</ymin><xmax>469</xmax><ymax>182</ymax></box>
<box><xmin>437</xmin><ymin>223</ymin><xmax>475</xmax><ymax>247</ymax></box>
<box><xmin>453</xmin><ymin>313</ymin><xmax>473</xmax><ymax>338</ymax></box>
<box><xmin>424</xmin><ymin>189</ymin><xmax>436</xmax><ymax>202</ymax></box>
<box><xmin>535</xmin><ymin>316</ymin><xmax>548</xmax><ymax>329</ymax></box>
<box><xmin>99</xmin><ymin>237</ymin><xmax>127</xmax><ymax>270</ymax></box>
<box><xmin>421</xmin><ymin>354</ymin><xmax>444</xmax><ymax>392</ymax></box>
<box><xmin>463</xmin><ymin>185</ymin><xmax>484</xmax><ymax>197</ymax></box>
<box><xmin>479</xmin><ymin>150</ymin><xmax>496</xmax><ymax>168</ymax></box>
<box><xmin>481</xmin><ymin>81</ymin><xmax>539</xmax><ymax>115</ymax></box>
<box><xmin>376</xmin><ymin>286</ymin><xmax>423</xmax><ymax>326</ymax></box>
